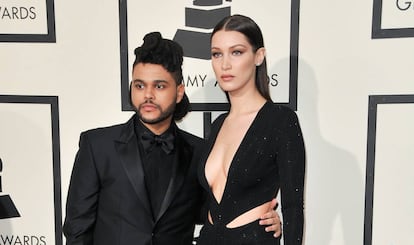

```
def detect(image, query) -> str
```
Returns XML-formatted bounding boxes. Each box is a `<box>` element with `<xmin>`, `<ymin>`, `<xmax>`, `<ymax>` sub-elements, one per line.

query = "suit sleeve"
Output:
<box><xmin>190</xmin><ymin>136</ymin><xmax>209</xmax><ymax>225</ymax></box>
<box><xmin>278</xmin><ymin>110</ymin><xmax>305</xmax><ymax>245</ymax></box>
<box><xmin>63</xmin><ymin>133</ymin><xmax>100</xmax><ymax>245</ymax></box>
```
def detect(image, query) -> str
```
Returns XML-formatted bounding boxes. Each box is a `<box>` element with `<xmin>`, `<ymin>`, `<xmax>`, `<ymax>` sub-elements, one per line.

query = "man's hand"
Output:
<box><xmin>259</xmin><ymin>199</ymin><xmax>282</xmax><ymax>238</ymax></box>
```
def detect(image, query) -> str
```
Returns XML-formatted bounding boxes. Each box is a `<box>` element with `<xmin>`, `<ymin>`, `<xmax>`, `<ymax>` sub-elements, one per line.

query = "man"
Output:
<box><xmin>63</xmin><ymin>32</ymin><xmax>280</xmax><ymax>245</ymax></box>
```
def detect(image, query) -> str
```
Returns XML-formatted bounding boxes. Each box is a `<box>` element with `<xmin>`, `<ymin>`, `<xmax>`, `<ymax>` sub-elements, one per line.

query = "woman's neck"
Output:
<box><xmin>228</xmin><ymin>92</ymin><xmax>267</xmax><ymax>116</ymax></box>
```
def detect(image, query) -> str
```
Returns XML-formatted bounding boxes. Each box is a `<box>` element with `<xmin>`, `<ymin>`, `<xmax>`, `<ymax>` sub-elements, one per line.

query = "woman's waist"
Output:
<box><xmin>209</xmin><ymin>200</ymin><xmax>273</xmax><ymax>228</ymax></box>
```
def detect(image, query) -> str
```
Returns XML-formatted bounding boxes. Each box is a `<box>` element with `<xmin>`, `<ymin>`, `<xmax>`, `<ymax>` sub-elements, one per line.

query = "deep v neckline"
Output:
<box><xmin>205</xmin><ymin>102</ymin><xmax>269</xmax><ymax>205</ymax></box>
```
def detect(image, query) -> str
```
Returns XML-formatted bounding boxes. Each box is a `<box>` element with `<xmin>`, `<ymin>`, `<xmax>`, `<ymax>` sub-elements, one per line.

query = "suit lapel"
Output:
<box><xmin>115</xmin><ymin>116</ymin><xmax>152</xmax><ymax>216</ymax></box>
<box><xmin>155</xmin><ymin>128</ymin><xmax>193</xmax><ymax>222</ymax></box>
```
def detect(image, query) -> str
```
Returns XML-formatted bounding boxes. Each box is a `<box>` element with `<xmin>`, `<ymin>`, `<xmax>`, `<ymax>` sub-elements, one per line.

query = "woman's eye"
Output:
<box><xmin>232</xmin><ymin>50</ymin><xmax>242</xmax><ymax>56</ymax></box>
<box><xmin>211</xmin><ymin>52</ymin><xmax>222</xmax><ymax>58</ymax></box>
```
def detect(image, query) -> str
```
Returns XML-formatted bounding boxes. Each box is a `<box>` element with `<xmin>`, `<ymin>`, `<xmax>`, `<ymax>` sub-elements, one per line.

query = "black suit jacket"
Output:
<box><xmin>63</xmin><ymin>115</ymin><xmax>205</xmax><ymax>245</ymax></box>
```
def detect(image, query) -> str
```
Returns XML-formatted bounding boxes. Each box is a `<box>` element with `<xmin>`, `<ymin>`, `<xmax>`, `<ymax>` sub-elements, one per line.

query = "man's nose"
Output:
<box><xmin>144</xmin><ymin>87</ymin><xmax>154</xmax><ymax>100</ymax></box>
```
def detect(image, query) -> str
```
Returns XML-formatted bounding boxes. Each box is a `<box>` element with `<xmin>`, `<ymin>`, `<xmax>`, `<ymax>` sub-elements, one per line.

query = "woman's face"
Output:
<box><xmin>211</xmin><ymin>30</ymin><xmax>264</xmax><ymax>96</ymax></box>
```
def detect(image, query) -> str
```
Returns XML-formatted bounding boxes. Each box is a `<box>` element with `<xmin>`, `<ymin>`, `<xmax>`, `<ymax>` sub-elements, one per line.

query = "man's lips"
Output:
<box><xmin>140</xmin><ymin>103</ymin><xmax>158</xmax><ymax>112</ymax></box>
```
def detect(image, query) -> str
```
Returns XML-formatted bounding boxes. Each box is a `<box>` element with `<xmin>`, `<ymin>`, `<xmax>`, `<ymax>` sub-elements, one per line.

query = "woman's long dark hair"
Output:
<box><xmin>212</xmin><ymin>14</ymin><xmax>272</xmax><ymax>102</ymax></box>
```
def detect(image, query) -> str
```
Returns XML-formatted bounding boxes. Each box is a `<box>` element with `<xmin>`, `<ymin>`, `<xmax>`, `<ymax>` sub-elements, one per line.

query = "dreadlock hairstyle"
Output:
<box><xmin>131</xmin><ymin>32</ymin><xmax>190</xmax><ymax>121</ymax></box>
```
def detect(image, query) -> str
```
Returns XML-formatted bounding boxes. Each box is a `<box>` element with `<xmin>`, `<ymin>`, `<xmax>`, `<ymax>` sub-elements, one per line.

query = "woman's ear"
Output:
<box><xmin>255</xmin><ymin>47</ymin><xmax>266</xmax><ymax>66</ymax></box>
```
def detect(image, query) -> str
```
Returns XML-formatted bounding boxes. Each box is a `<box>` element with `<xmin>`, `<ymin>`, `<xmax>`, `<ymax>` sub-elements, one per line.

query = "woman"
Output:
<box><xmin>197</xmin><ymin>15</ymin><xmax>305</xmax><ymax>244</ymax></box>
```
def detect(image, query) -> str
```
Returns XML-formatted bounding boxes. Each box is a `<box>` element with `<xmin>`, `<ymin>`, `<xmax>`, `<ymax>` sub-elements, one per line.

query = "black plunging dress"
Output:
<box><xmin>197</xmin><ymin>102</ymin><xmax>305</xmax><ymax>245</ymax></box>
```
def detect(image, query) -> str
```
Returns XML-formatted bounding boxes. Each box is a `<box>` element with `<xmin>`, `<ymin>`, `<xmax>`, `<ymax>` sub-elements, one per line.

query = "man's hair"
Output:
<box><xmin>131</xmin><ymin>32</ymin><xmax>190</xmax><ymax>121</ymax></box>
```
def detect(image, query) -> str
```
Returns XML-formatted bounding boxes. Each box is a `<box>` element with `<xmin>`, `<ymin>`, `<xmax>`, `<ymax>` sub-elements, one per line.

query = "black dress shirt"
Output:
<box><xmin>134</xmin><ymin>118</ymin><xmax>175</xmax><ymax>219</ymax></box>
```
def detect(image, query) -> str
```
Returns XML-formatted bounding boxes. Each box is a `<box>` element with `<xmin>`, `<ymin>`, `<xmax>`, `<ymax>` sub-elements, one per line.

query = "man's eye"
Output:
<box><xmin>155</xmin><ymin>84</ymin><xmax>165</xmax><ymax>89</ymax></box>
<box><xmin>135</xmin><ymin>83</ymin><xmax>144</xmax><ymax>89</ymax></box>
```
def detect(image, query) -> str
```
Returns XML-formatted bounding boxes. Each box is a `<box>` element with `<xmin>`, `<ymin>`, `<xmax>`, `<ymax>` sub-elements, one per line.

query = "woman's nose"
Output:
<box><xmin>221</xmin><ymin>55</ymin><xmax>231</xmax><ymax>70</ymax></box>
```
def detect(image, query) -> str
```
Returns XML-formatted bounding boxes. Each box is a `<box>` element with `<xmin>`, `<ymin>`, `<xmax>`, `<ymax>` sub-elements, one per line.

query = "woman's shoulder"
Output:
<box><xmin>210</xmin><ymin>112</ymin><xmax>228</xmax><ymax>128</ymax></box>
<box><xmin>264</xmin><ymin>102</ymin><xmax>297</xmax><ymax>118</ymax></box>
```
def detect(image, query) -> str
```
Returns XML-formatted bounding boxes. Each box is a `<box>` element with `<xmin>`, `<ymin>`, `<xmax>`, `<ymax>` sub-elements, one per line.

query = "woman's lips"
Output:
<box><xmin>221</xmin><ymin>74</ymin><xmax>234</xmax><ymax>81</ymax></box>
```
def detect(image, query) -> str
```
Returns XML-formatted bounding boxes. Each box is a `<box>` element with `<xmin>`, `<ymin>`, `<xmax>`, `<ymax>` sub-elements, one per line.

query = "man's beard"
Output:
<box><xmin>134</xmin><ymin>100</ymin><xmax>176</xmax><ymax>125</ymax></box>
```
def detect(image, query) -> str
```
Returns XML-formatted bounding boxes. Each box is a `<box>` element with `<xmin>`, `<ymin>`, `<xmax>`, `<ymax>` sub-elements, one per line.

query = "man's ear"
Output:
<box><xmin>128</xmin><ymin>82</ymin><xmax>133</xmax><ymax>106</ymax></box>
<box><xmin>176</xmin><ymin>84</ymin><xmax>185</xmax><ymax>103</ymax></box>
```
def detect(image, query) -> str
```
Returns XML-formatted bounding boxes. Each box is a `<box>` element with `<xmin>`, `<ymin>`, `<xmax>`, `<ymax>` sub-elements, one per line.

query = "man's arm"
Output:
<box><xmin>259</xmin><ymin>198</ymin><xmax>282</xmax><ymax>238</ymax></box>
<box><xmin>63</xmin><ymin>133</ymin><xmax>100</xmax><ymax>245</ymax></box>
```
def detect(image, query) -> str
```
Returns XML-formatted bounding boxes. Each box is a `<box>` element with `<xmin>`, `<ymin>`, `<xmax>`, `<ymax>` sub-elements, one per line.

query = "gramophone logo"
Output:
<box><xmin>0</xmin><ymin>157</ymin><xmax>20</xmax><ymax>219</ymax></box>
<box><xmin>120</xmin><ymin>0</ymin><xmax>298</xmax><ymax>110</ymax></box>
<box><xmin>173</xmin><ymin>0</ymin><xmax>232</xmax><ymax>59</ymax></box>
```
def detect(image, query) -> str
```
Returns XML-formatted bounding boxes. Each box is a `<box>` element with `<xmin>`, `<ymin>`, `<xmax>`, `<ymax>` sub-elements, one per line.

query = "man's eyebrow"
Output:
<box><xmin>131</xmin><ymin>79</ymin><xmax>168</xmax><ymax>83</ymax></box>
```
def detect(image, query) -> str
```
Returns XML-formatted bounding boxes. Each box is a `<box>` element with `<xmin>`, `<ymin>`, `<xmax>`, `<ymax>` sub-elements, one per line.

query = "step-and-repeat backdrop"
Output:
<box><xmin>1</xmin><ymin>0</ymin><xmax>413</xmax><ymax>244</ymax></box>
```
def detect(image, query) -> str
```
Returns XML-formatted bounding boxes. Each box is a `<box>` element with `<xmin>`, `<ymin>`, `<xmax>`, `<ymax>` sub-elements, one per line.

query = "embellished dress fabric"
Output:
<box><xmin>197</xmin><ymin>102</ymin><xmax>305</xmax><ymax>245</ymax></box>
